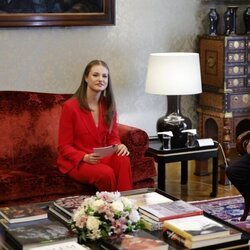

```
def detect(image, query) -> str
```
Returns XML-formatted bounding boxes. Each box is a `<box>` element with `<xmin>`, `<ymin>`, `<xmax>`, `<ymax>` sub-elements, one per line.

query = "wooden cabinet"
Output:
<box><xmin>197</xmin><ymin>35</ymin><xmax>250</xmax><ymax>184</ymax></box>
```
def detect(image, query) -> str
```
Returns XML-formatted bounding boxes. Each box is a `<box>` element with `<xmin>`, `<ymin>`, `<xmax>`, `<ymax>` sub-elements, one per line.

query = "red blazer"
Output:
<box><xmin>57</xmin><ymin>97</ymin><xmax>121</xmax><ymax>174</ymax></box>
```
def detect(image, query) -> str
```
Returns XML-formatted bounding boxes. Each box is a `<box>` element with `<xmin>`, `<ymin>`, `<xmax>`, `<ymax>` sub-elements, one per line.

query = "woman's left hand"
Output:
<box><xmin>116</xmin><ymin>144</ymin><xmax>130</xmax><ymax>156</ymax></box>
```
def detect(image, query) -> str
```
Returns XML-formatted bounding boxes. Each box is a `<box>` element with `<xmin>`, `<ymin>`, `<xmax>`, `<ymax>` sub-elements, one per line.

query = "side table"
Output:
<box><xmin>147</xmin><ymin>139</ymin><xmax>219</xmax><ymax>197</ymax></box>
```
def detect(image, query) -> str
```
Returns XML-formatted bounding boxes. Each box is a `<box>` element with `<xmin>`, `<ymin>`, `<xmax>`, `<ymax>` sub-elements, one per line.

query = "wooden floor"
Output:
<box><xmin>159</xmin><ymin>159</ymin><xmax>241</xmax><ymax>202</ymax></box>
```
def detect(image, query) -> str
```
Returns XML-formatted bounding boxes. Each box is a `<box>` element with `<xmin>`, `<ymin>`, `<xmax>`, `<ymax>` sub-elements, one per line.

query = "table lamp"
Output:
<box><xmin>145</xmin><ymin>52</ymin><xmax>202</xmax><ymax>148</ymax></box>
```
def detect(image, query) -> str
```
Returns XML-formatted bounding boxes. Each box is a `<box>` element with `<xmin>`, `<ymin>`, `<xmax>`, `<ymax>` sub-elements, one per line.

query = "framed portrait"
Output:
<box><xmin>0</xmin><ymin>0</ymin><xmax>115</xmax><ymax>27</ymax></box>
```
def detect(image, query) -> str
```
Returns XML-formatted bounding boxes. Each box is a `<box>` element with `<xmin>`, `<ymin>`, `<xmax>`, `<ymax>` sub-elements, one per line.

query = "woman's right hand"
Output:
<box><xmin>83</xmin><ymin>153</ymin><xmax>101</xmax><ymax>165</ymax></box>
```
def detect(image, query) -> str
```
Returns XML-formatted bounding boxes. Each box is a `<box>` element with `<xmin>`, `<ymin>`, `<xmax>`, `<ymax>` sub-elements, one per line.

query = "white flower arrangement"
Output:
<box><xmin>71</xmin><ymin>191</ymin><xmax>142</xmax><ymax>242</ymax></box>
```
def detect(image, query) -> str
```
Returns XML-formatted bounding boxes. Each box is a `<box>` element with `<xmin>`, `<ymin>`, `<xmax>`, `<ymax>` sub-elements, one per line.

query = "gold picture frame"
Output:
<box><xmin>0</xmin><ymin>0</ymin><xmax>115</xmax><ymax>27</ymax></box>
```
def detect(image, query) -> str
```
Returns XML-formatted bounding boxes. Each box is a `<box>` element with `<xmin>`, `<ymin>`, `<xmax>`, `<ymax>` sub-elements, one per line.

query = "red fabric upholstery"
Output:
<box><xmin>0</xmin><ymin>91</ymin><xmax>156</xmax><ymax>207</ymax></box>
<box><xmin>118</xmin><ymin>124</ymin><xmax>156</xmax><ymax>183</ymax></box>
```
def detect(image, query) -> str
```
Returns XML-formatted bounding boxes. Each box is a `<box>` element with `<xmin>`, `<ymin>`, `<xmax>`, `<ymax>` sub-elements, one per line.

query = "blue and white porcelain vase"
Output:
<box><xmin>208</xmin><ymin>8</ymin><xmax>219</xmax><ymax>36</ymax></box>
<box><xmin>224</xmin><ymin>6</ymin><xmax>238</xmax><ymax>35</ymax></box>
<box><xmin>243</xmin><ymin>6</ymin><xmax>250</xmax><ymax>35</ymax></box>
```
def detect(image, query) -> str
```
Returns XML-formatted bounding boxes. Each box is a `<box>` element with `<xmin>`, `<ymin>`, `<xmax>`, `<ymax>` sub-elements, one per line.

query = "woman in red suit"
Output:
<box><xmin>57</xmin><ymin>60</ymin><xmax>132</xmax><ymax>191</ymax></box>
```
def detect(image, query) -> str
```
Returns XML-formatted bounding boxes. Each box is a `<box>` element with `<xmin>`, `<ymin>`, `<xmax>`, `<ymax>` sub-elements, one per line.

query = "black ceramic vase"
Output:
<box><xmin>224</xmin><ymin>6</ymin><xmax>238</xmax><ymax>35</ymax></box>
<box><xmin>243</xmin><ymin>6</ymin><xmax>250</xmax><ymax>35</ymax></box>
<box><xmin>156</xmin><ymin>96</ymin><xmax>191</xmax><ymax>149</ymax></box>
<box><xmin>208</xmin><ymin>8</ymin><xmax>219</xmax><ymax>36</ymax></box>
<box><xmin>157</xmin><ymin>113</ymin><xmax>189</xmax><ymax>149</ymax></box>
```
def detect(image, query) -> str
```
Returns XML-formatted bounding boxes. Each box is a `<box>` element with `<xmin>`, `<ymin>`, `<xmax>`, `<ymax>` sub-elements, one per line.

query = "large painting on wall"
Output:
<box><xmin>0</xmin><ymin>0</ymin><xmax>115</xmax><ymax>27</ymax></box>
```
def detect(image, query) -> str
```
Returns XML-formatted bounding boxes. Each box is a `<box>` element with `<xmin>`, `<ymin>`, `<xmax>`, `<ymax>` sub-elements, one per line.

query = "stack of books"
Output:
<box><xmin>0</xmin><ymin>202</ymin><xmax>89</xmax><ymax>250</ymax></box>
<box><xmin>163</xmin><ymin>215</ymin><xmax>242</xmax><ymax>249</ymax></box>
<box><xmin>2</xmin><ymin>219</ymin><xmax>80</xmax><ymax>250</ymax></box>
<box><xmin>0</xmin><ymin>203</ymin><xmax>49</xmax><ymax>224</ymax></box>
<box><xmin>48</xmin><ymin>195</ymin><xmax>89</xmax><ymax>227</ymax></box>
<box><xmin>139</xmin><ymin>199</ymin><xmax>203</xmax><ymax>221</ymax></box>
<box><xmin>126</xmin><ymin>191</ymin><xmax>203</xmax><ymax>231</ymax></box>
<box><xmin>124</xmin><ymin>191</ymin><xmax>174</xmax><ymax>231</ymax></box>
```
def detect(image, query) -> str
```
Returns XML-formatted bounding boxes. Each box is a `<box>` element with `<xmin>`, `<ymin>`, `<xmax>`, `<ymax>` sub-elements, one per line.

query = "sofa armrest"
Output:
<box><xmin>118</xmin><ymin>123</ymin><xmax>149</xmax><ymax>162</ymax></box>
<box><xmin>236</xmin><ymin>130</ymin><xmax>250</xmax><ymax>155</ymax></box>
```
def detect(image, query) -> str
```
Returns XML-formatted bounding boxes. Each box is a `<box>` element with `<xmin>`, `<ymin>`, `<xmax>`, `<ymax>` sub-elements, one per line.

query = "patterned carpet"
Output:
<box><xmin>190</xmin><ymin>195</ymin><xmax>250</xmax><ymax>235</ymax></box>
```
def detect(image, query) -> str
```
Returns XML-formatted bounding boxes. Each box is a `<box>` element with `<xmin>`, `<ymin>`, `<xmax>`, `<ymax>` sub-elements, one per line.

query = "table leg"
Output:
<box><xmin>210</xmin><ymin>156</ymin><xmax>218</xmax><ymax>197</ymax></box>
<box><xmin>157</xmin><ymin>158</ymin><xmax>166</xmax><ymax>191</ymax></box>
<box><xmin>181</xmin><ymin>161</ymin><xmax>188</xmax><ymax>184</ymax></box>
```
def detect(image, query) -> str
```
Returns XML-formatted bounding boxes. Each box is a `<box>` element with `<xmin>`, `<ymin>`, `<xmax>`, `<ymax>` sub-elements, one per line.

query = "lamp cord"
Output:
<box><xmin>214</xmin><ymin>140</ymin><xmax>231</xmax><ymax>186</ymax></box>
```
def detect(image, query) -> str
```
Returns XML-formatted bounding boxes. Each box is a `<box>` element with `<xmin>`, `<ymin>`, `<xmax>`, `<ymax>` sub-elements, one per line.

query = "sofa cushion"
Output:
<box><xmin>0</xmin><ymin>169</ymin><xmax>43</xmax><ymax>202</ymax></box>
<box><xmin>42</xmin><ymin>168</ymin><xmax>96</xmax><ymax>196</ymax></box>
<box><xmin>0</xmin><ymin>168</ymin><xmax>96</xmax><ymax>204</ymax></box>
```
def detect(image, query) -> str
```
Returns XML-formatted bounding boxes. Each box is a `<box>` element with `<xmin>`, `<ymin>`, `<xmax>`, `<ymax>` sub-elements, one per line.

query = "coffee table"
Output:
<box><xmin>0</xmin><ymin>189</ymin><xmax>249</xmax><ymax>250</ymax></box>
<box><xmin>147</xmin><ymin>139</ymin><xmax>219</xmax><ymax>197</ymax></box>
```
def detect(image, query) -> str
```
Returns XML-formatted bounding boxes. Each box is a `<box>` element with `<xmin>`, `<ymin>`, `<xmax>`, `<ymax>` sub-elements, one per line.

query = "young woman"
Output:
<box><xmin>57</xmin><ymin>60</ymin><xmax>132</xmax><ymax>191</ymax></box>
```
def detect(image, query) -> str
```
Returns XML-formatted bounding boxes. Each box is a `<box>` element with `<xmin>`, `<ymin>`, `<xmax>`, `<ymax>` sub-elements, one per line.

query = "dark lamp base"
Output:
<box><xmin>157</xmin><ymin>115</ymin><xmax>191</xmax><ymax>148</ymax></box>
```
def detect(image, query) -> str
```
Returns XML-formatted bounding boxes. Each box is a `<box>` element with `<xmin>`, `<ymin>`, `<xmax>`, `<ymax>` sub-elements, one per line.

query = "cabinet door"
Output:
<box><xmin>199</xmin><ymin>35</ymin><xmax>248</xmax><ymax>92</ymax></box>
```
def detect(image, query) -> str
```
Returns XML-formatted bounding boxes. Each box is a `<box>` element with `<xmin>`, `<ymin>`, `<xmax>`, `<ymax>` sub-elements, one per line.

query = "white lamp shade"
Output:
<box><xmin>145</xmin><ymin>52</ymin><xmax>202</xmax><ymax>95</ymax></box>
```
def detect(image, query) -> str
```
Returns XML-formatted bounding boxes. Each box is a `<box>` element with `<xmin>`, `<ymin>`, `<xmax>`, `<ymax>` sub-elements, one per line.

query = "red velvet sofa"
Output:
<box><xmin>0</xmin><ymin>91</ymin><xmax>156</xmax><ymax>207</ymax></box>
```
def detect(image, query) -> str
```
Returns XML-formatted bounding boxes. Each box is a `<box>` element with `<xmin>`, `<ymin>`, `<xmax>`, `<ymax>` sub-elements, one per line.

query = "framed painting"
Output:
<box><xmin>0</xmin><ymin>0</ymin><xmax>115</xmax><ymax>27</ymax></box>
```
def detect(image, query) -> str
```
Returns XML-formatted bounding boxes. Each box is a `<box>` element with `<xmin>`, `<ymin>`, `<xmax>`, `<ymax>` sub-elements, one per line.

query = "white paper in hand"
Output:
<box><xmin>93</xmin><ymin>144</ymin><xmax>118</xmax><ymax>157</ymax></box>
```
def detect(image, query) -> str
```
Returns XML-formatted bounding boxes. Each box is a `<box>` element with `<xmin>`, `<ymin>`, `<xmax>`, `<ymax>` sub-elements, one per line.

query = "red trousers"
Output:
<box><xmin>68</xmin><ymin>154</ymin><xmax>132</xmax><ymax>192</ymax></box>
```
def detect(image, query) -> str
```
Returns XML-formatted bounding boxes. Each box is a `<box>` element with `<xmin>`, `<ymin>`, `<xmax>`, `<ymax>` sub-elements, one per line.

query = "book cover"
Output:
<box><xmin>0</xmin><ymin>203</ymin><xmax>48</xmax><ymax>223</ymax></box>
<box><xmin>0</xmin><ymin>233</ymin><xmax>12</xmax><ymax>250</ymax></box>
<box><xmin>140</xmin><ymin>217</ymin><xmax>163</xmax><ymax>231</ymax></box>
<box><xmin>48</xmin><ymin>205</ymin><xmax>72</xmax><ymax>227</ymax></box>
<box><xmin>125</xmin><ymin>191</ymin><xmax>173</xmax><ymax>209</ymax></box>
<box><xmin>1</xmin><ymin>218</ymin><xmax>54</xmax><ymax>231</ymax></box>
<box><xmin>53</xmin><ymin>195</ymin><xmax>89</xmax><ymax>217</ymax></box>
<box><xmin>138</xmin><ymin>200</ymin><xmax>203</xmax><ymax>222</ymax></box>
<box><xmin>163</xmin><ymin>215</ymin><xmax>230</xmax><ymax>241</ymax></box>
<box><xmin>93</xmin><ymin>144</ymin><xmax>118</xmax><ymax>157</ymax></box>
<box><xmin>100</xmin><ymin>230</ymin><xmax>169</xmax><ymax>250</ymax></box>
<box><xmin>4</xmin><ymin>219</ymin><xmax>77</xmax><ymax>250</ymax></box>
<box><xmin>163</xmin><ymin>227</ymin><xmax>242</xmax><ymax>249</ymax></box>
<box><xmin>30</xmin><ymin>241</ymin><xmax>90</xmax><ymax>250</ymax></box>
